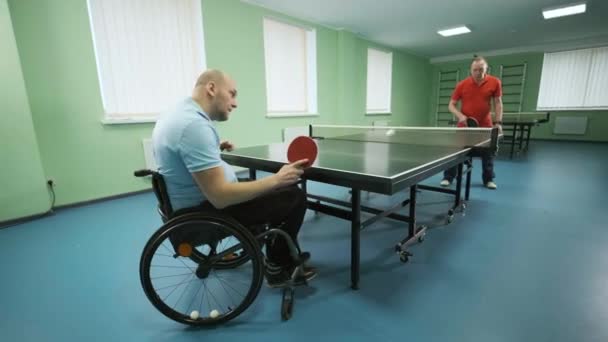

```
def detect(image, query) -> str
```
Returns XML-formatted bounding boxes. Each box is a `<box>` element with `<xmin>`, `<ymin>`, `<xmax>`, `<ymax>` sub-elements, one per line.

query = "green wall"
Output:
<box><xmin>203</xmin><ymin>0</ymin><xmax>431</xmax><ymax>144</ymax></box>
<box><xmin>430</xmin><ymin>53</ymin><xmax>608</xmax><ymax>142</ymax></box>
<box><xmin>0</xmin><ymin>0</ymin><xmax>49</xmax><ymax>222</ymax></box>
<box><xmin>8</xmin><ymin>0</ymin><xmax>153</xmax><ymax>208</ymax></box>
<box><xmin>3</xmin><ymin>0</ymin><xmax>431</xmax><ymax>220</ymax></box>
<box><xmin>332</xmin><ymin>30</ymin><xmax>431</xmax><ymax>127</ymax></box>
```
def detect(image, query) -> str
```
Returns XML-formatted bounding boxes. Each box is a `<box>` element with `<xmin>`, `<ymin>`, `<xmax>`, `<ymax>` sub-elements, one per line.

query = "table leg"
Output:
<box><xmin>351</xmin><ymin>189</ymin><xmax>361</xmax><ymax>290</ymax></box>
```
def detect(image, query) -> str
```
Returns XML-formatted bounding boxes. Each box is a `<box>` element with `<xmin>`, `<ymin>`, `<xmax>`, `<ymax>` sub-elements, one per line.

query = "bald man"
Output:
<box><xmin>152</xmin><ymin>69</ymin><xmax>316</xmax><ymax>287</ymax></box>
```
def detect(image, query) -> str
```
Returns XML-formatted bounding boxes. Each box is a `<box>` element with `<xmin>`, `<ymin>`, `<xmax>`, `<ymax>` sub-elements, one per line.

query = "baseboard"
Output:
<box><xmin>0</xmin><ymin>211</ymin><xmax>53</xmax><ymax>230</ymax></box>
<box><xmin>53</xmin><ymin>188</ymin><xmax>152</xmax><ymax>211</ymax></box>
<box><xmin>0</xmin><ymin>188</ymin><xmax>153</xmax><ymax>229</ymax></box>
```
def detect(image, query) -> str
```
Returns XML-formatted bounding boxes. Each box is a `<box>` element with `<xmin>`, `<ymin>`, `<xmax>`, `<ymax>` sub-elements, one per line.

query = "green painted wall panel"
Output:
<box><xmin>0</xmin><ymin>0</ymin><xmax>49</xmax><ymax>221</ymax></box>
<box><xmin>8</xmin><ymin>0</ymin><xmax>153</xmax><ymax>207</ymax></box>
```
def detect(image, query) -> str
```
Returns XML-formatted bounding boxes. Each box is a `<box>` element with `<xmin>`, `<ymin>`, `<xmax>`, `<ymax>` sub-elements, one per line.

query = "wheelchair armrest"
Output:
<box><xmin>134</xmin><ymin>169</ymin><xmax>153</xmax><ymax>177</ymax></box>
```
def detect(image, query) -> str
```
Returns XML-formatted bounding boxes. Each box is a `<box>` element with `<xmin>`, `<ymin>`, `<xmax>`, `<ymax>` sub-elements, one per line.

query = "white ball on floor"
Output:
<box><xmin>385</xmin><ymin>129</ymin><xmax>395</xmax><ymax>136</ymax></box>
<box><xmin>210</xmin><ymin>309</ymin><xmax>220</xmax><ymax>319</ymax></box>
<box><xmin>190</xmin><ymin>310</ymin><xmax>199</xmax><ymax>319</ymax></box>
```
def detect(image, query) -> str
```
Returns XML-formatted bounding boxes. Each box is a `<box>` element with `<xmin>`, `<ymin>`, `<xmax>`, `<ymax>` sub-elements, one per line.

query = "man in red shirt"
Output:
<box><xmin>441</xmin><ymin>56</ymin><xmax>503</xmax><ymax>189</ymax></box>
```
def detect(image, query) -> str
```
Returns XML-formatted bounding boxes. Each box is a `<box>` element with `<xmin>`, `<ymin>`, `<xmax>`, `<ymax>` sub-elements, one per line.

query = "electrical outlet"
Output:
<box><xmin>47</xmin><ymin>179</ymin><xmax>55</xmax><ymax>187</ymax></box>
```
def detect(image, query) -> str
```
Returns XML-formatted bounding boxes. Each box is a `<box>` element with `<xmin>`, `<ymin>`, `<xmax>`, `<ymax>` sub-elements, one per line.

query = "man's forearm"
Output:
<box><xmin>448</xmin><ymin>101</ymin><xmax>465</xmax><ymax>120</ymax></box>
<box><xmin>193</xmin><ymin>168</ymin><xmax>279</xmax><ymax>209</ymax></box>
<box><xmin>494</xmin><ymin>99</ymin><xmax>503</xmax><ymax>122</ymax></box>
<box><xmin>212</xmin><ymin>177</ymin><xmax>278</xmax><ymax>209</ymax></box>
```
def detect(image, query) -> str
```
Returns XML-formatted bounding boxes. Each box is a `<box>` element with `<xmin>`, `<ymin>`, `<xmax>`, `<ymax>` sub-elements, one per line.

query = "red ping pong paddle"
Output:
<box><xmin>287</xmin><ymin>136</ymin><xmax>318</xmax><ymax>168</ymax></box>
<box><xmin>457</xmin><ymin>117</ymin><xmax>479</xmax><ymax>128</ymax></box>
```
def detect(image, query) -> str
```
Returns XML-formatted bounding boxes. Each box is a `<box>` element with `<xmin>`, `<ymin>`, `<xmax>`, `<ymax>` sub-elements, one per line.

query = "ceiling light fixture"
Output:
<box><xmin>437</xmin><ymin>26</ymin><xmax>471</xmax><ymax>37</ymax></box>
<box><xmin>543</xmin><ymin>2</ymin><xmax>586</xmax><ymax>19</ymax></box>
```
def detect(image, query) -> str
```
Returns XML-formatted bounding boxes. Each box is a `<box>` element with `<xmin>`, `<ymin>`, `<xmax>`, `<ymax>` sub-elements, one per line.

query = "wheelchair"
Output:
<box><xmin>134</xmin><ymin>169</ymin><xmax>310</xmax><ymax>325</ymax></box>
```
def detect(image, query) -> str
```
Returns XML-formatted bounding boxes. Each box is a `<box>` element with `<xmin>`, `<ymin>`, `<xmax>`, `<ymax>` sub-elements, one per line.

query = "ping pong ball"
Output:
<box><xmin>210</xmin><ymin>309</ymin><xmax>220</xmax><ymax>318</ymax></box>
<box><xmin>386</xmin><ymin>129</ymin><xmax>395</xmax><ymax>136</ymax></box>
<box><xmin>190</xmin><ymin>310</ymin><xmax>200</xmax><ymax>319</ymax></box>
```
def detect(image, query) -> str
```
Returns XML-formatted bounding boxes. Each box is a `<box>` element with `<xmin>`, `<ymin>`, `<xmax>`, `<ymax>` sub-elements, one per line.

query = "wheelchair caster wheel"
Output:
<box><xmin>281</xmin><ymin>287</ymin><xmax>294</xmax><ymax>321</ymax></box>
<box><xmin>399</xmin><ymin>251</ymin><xmax>412</xmax><ymax>263</ymax></box>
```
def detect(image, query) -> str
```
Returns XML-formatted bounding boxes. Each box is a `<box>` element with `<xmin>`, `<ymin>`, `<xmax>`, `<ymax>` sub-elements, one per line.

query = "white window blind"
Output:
<box><xmin>537</xmin><ymin>47</ymin><xmax>608</xmax><ymax>110</ymax></box>
<box><xmin>366</xmin><ymin>48</ymin><xmax>393</xmax><ymax>114</ymax></box>
<box><xmin>263</xmin><ymin>18</ymin><xmax>317</xmax><ymax>116</ymax></box>
<box><xmin>584</xmin><ymin>47</ymin><xmax>608</xmax><ymax>107</ymax></box>
<box><xmin>87</xmin><ymin>0</ymin><xmax>206</xmax><ymax>123</ymax></box>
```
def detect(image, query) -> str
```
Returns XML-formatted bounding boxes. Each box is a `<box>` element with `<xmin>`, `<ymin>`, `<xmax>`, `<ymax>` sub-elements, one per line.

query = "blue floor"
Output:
<box><xmin>1</xmin><ymin>140</ymin><xmax>607</xmax><ymax>342</ymax></box>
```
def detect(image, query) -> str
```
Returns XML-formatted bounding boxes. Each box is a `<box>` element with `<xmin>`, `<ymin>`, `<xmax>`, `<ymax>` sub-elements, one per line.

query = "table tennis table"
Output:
<box><xmin>222</xmin><ymin>125</ymin><xmax>499</xmax><ymax>289</ymax></box>
<box><xmin>500</xmin><ymin>112</ymin><xmax>550</xmax><ymax>158</ymax></box>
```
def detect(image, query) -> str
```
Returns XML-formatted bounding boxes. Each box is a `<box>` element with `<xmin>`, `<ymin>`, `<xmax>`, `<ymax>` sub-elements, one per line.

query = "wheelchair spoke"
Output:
<box><xmin>160</xmin><ymin>242</ymin><xmax>196</xmax><ymax>272</ymax></box>
<box><xmin>151</xmin><ymin>272</ymin><xmax>194</xmax><ymax>280</ymax></box>
<box><xmin>159</xmin><ymin>273</ymin><xmax>195</xmax><ymax>302</ymax></box>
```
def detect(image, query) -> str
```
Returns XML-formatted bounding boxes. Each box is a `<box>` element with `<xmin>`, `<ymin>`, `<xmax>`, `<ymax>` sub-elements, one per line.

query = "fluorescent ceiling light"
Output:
<box><xmin>543</xmin><ymin>2</ymin><xmax>586</xmax><ymax>19</ymax></box>
<box><xmin>438</xmin><ymin>26</ymin><xmax>471</xmax><ymax>37</ymax></box>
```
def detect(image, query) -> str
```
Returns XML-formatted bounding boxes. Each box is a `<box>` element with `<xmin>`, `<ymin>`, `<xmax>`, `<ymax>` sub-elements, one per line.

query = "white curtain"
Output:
<box><xmin>87</xmin><ymin>0</ymin><xmax>206</xmax><ymax>119</ymax></box>
<box><xmin>366</xmin><ymin>48</ymin><xmax>393</xmax><ymax>114</ymax></box>
<box><xmin>584</xmin><ymin>47</ymin><xmax>608</xmax><ymax>107</ymax></box>
<box><xmin>538</xmin><ymin>47</ymin><xmax>608</xmax><ymax>110</ymax></box>
<box><xmin>263</xmin><ymin>18</ymin><xmax>317</xmax><ymax>115</ymax></box>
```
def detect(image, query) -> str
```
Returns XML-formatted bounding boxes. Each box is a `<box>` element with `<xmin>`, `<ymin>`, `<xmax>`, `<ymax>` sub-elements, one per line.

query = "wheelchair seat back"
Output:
<box><xmin>134</xmin><ymin>169</ymin><xmax>174</xmax><ymax>221</ymax></box>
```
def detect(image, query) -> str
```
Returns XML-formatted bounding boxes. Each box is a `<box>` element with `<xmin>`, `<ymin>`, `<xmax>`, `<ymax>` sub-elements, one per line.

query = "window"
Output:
<box><xmin>366</xmin><ymin>48</ymin><xmax>393</xmax><ymax>114</ymax></box>
<box><xmin>585</xmin><ymin>47</ymin><xmax>608</xmax><ymax>108</ymax></box>
<box><xmin>87</xmin><ymin>0</ymin><xmax>206</xmax><ymax>123</ymax></box>
<box><xmin>263</xmin><ymin>18</ymin><xmax>317</xmax><ymax>117</ymax></box>
<box><xmin>537</xmin><ymin>46</ymin><xmax>608</xmax><ymax>110</ymax></box>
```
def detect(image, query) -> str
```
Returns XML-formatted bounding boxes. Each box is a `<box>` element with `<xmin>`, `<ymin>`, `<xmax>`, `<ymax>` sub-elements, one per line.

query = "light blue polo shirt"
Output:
<box><xmin>152</xmin><ymin>97</ymin><xmax>237</xmax><ymax>211</ymax></box>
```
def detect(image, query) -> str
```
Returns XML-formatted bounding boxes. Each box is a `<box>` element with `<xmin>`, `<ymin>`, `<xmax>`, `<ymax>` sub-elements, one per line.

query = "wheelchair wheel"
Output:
<box><xmin>140</xmin><ymin>213</ymin><xmax>264</xmax><ymax>326</ymax></box>
<box><xmin>205</xmin><ymin>223</ymin><xmax>270</xmax><ymax>269</ymax></box>
<box><xmin>199</xmin><ymin>235</ymin><xmax>252</xmax><ymax>270</ymax></box>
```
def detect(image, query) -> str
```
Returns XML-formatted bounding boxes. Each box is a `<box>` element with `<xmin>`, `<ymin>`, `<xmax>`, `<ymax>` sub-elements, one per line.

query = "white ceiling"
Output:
<box><xmin>242</xmin><ymin>0</ymin><xmax>608</xmax><ymax>61</ymax></box>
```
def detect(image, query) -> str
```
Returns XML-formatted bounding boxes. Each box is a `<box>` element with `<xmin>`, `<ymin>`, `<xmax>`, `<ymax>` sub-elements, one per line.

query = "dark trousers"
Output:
<box><xmin>200</xmin><ymin>185</ymin><xmax>307</xmax><ymax>267</ymax></box>
<box><xmin>444</xmin><ymin>152</ymin><xmax>495</xmax><ymax>184</ymax></box>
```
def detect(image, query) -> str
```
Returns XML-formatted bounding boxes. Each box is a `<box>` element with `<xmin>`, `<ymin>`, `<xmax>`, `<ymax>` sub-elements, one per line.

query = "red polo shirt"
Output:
<box><xmin>452</xmin><ymin>75</ymin><xmax>502</xmax><ymax>127</ymax></box>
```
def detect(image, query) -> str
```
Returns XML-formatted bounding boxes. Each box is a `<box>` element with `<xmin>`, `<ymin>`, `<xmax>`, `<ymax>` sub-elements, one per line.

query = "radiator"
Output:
<box><xmin>142</xmin><ymin>138</ymin><xmax>157</xmax><ymax>170</ymax></box>
<box><xmin>373</xmin><ymin>120</ymin><xmax>389</xmax><ymax>127</ymax></box>
<box><xmin>553</xmin><ymin>116</ymin><xmax>588</xmax><ymax>135</ymax></box>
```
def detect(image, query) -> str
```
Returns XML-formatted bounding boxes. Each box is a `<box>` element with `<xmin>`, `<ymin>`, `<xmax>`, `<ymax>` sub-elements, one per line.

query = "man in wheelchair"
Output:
<box><xmin>152</xmin><ymin>69</ymin><xmax>316</xmax><ymax>288</ymax></box>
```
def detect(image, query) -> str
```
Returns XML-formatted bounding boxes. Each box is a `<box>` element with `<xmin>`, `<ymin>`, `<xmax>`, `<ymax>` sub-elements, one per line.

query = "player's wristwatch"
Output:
<box><xmin>494</xmin><ymin>121</ymin><xmax>503</xmax><ymax>125</ymax></box>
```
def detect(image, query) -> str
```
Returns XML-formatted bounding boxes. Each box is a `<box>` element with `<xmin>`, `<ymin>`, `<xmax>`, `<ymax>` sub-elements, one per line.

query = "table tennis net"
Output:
<box><xmin>499</xmin><ymin>112</ymin><xmax>549</xmax><ymax>123</ymax></box>
<box><xmin>310</xmin><ymin>125</ymin><xmax>494</xmax><ymax>148</ymax></box>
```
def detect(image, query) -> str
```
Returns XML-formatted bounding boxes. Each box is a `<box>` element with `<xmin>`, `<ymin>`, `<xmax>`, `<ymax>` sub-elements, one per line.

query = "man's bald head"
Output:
<box><xmin>192</xmin><ymin>69</ymin><xmax>238</xmax><ymax>121</ymax></box>
<box><xmin>195</xmin><ymin>69</ymin><xmax>227</xmax><ymax>89</ymax></box>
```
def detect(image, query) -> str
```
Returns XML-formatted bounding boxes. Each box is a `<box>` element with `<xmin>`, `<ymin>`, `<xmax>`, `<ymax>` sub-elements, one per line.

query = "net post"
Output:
<box><xmin>490</xmin><ymin>127</ymin><xmax>499</xmax><ymax>155</ymax></box>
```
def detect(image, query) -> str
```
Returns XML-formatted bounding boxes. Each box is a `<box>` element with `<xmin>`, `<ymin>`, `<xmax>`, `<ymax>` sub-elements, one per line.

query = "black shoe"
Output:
<box><xmin>291</xmin><ymin>264</ymin><xmax>318</xmax><ymax>284</ymax></box>
<box><xmin>265</xmin><ymin>262</ymin><xmax>318</xmax><ymax>288</ymax></box>
<box><xmin>265</xmin><ymin>269</ymin><xmax>292</xmax><ymax>288</ymax></box>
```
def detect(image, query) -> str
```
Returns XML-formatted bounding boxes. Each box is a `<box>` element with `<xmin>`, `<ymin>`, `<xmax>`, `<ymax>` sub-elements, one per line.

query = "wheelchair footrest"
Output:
<box><xmin>292</xmin><ymin>251</ymin><xmax>311</xmax><ymax>267</ymax></box>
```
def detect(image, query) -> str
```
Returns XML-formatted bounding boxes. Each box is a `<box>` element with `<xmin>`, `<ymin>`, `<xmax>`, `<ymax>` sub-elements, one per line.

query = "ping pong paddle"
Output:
<box><xmin>287</xmin><ymin>136</ymin><xmax>317</xmax><ymax>168</ymax></box>
<box><xmin>466</xmin><ymin>117</ymin><xmax>479</xmax><ymax>127</ymax></box>
<box><xmin>457</xmin><ymin>117</ymin><xmax>479</xmax><ymax>128</ymax></box>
